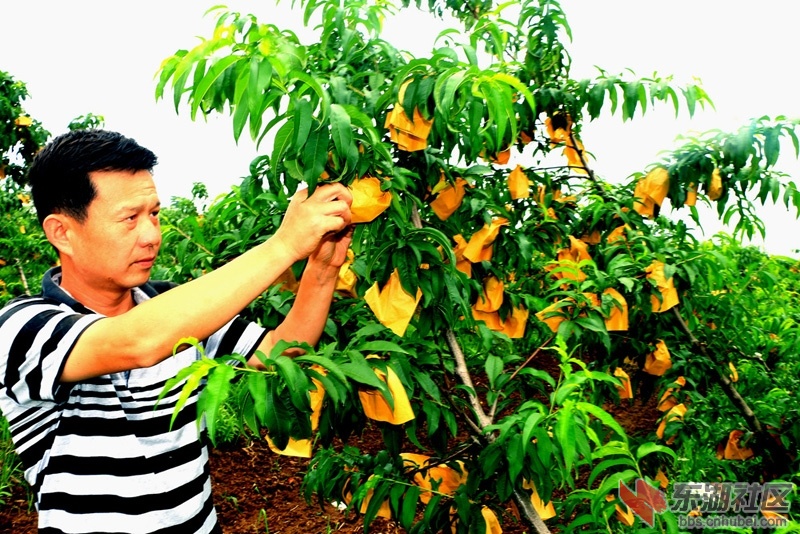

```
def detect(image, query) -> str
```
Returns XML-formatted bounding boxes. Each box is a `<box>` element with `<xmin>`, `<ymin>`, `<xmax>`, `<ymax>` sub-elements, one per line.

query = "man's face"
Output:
<box><xmin>68</xmin><ymin>169</ymin><xmax>162</xmax><ymax>293</ymax></box>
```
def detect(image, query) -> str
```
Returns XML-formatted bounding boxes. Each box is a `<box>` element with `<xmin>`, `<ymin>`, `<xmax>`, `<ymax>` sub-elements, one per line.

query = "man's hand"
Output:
<box><xmin>308</xmin><ymin>224</ymin><xmax>354</xmax><ymax>275</ymax></box>
<box><xmin>273</xmin><ymin>183</ymin><xmax>353</xmax><ymax>263</ymax></box>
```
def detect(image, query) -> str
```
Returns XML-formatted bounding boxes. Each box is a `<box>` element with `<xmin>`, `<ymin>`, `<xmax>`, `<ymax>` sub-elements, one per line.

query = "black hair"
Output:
<box><xmin>27</xmin><ymin>129</ymin><xmax>158</xmax><ymax>225</ymax></box>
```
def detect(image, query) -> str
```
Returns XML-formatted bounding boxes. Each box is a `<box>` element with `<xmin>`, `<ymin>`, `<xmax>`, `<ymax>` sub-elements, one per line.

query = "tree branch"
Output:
<box><xmin>410</xmin><ymin>204</ymin><xmax>551</xmax><ymax>534</ymax></box>
<box><xmin>15</xmin><ymin>258</ymin><xmax>30</xmax><ymax>296</ymax></box>
<box><xmin>672</xmin><ymin>306</ymin><xmax>791</xmax><ymax>474</ymax></box>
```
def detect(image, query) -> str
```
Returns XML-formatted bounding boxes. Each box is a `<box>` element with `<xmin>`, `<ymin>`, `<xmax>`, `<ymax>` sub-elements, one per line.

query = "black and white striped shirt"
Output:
<box><xmin>0</xmin><ymin>268</ymin><xmax>266</xmax><ymax>534</ymax></box>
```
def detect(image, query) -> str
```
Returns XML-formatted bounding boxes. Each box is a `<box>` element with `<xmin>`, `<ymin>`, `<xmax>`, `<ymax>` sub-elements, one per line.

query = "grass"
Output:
<box><xmin>0</xmin><ymin>415</ymin><xmax>30</xmax><ymax>508</ymax></box>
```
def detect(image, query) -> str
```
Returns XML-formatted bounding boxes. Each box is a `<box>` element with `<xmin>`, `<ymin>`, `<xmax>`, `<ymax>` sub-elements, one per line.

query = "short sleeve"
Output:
<box><xmin>203</xmin><ymin>315</ymin><xmax>267</xmax><ymax>361</ymax></box>
<box><xmin>0</xmin><ymin>299</ymin><xmax>103</xmax><ymax>404</ymax></box>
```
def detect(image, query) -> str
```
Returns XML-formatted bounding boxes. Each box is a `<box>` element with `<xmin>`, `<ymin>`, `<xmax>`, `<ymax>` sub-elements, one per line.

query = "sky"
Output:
<box><xmin>2</xmin><ymin>1</ymin><xmax>799</xmax><ymax>256</ymax></box>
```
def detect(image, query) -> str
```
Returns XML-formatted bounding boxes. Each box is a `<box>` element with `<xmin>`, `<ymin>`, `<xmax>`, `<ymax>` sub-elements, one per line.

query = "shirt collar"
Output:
<box><xmin>42</xmin><ymin>266</ymin><xmax>154</xmax><ymax>313</ymax></box>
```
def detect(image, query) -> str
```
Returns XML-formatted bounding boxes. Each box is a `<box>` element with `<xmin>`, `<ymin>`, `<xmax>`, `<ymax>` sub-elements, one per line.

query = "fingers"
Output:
<box><xmin>306</xmin><ymin>183</ymin><xmax>353</xmax><ymax>205</ymax></box>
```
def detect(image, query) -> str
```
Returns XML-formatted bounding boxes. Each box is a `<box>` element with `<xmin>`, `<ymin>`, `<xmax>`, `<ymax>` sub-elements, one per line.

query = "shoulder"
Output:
<box><xmin>0</xmin><ymin>296</ymin><xmax>100</xmax><ymax>346</ymax></box>
<box><xmin>139</xmin><ymin>279</ymin><xmax>180</xmax><ymax>298</ymax></box>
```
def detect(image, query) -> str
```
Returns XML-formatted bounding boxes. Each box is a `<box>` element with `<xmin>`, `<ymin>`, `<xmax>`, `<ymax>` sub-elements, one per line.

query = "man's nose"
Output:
<box><xmin>140</xmin><ymin>217</ymin><xmax>162</xmax><ymax>247</ymax></box>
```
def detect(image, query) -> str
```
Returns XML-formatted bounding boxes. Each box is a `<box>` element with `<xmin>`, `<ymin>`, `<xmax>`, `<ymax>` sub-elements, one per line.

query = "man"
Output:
<box><xmin>0</xmin><ymin>129</ymin><xmax>353</xmax><ymax>534</ymax></box>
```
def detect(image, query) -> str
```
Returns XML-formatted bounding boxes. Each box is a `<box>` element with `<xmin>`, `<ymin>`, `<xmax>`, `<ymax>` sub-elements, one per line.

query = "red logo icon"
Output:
<box><xmin>619</xmin><ymin>478</ymin><xmax>668</xmax><ymax>527</ymax></box>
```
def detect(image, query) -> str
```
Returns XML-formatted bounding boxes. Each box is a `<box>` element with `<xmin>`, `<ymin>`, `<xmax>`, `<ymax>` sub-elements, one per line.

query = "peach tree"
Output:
<box><xmin>155</xmin><ymin>0</ymin><xmax>800</xmax><ymax>531</ymax></box>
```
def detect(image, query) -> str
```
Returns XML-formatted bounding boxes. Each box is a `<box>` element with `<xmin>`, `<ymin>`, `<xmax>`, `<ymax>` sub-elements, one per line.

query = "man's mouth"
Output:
<box><xmin>134</xmin><ymin>257</ymin><xmax>156</xmax><ymax>267</ymax></box>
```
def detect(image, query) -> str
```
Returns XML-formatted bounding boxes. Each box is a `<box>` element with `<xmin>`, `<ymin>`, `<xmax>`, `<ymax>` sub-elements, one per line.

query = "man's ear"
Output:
<box><xmin>42</xmin><ymin>214</ymin><xmax>74</xmax><ymax>256</ymax></box>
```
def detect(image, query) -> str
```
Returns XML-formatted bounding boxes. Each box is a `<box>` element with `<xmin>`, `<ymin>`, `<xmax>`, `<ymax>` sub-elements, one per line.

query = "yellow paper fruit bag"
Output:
<box><xmin>349</xmin><ymin>176</ymin><xmax>392</xmax><ymax>223</ymax></box>
<box><xmin>644</xmin><ymin>339</ymin><xmax>672</xmax><ymax>376</ymax></box>
<box><xmin>452</xmin><ymin>234</ymin><xmax>472</xmax><ymax>278</ymax></box>
<box><xmin>431</xmin><ymin>176</ymin><xmax>468</xmax><ymax>220</ymax></box>
<box><xmin>364</xmin><ymin>268</ymin><xmax>422</xmax><ymax>336</ymax></box>
<box><xmin>656</xmin><ymin>403</ymin><xmax>687</xmax><ymax>443</ymax></box>
<box><xmin>267</xmin><ymin>372</ymin><xmax>326</xmax><ymax>458</ymax></box>
<box><xmin>522</xmin><ymin>479</ymin><xmax>556</xmax><ymax>520</ymax></box>
<box><xmin>614</xmin><ymin>367</ymin><xmax>634</xmax><ymax>399</ymax></box>
<box><xmin>482</xmin><ymin>507</ymin><xmax>503</xmax><ymax>534</ymax></box>
<box><xmin>508</xmin><ymin>165</ymin><xmax>531</xmax><ymax>199</ymax></box>
<box><xmin>358</xmin><ymin>360</ymin><xmax>415</xmax><ymax>425</ymax></box>
<box><xmin>335</xmin><ymin>249</ymin><xmax>357</xmax><ymax>297</ymax></box>
<box><xmin>645</xmin><ymin>260</ymin><xmax>679</xmax><ymax>313</ymax></box>
<box><xmin>708</xmin><ymin>168</ymin><xmax>723</xmax><ymax>200</ymax></box>
<box><xmin>401</xmin><ymin>453</ymin><xmax>468</xmax><ymax>504</ymax></box>
<box><xmin>633</xmin><ymin>167</ymin><xmax>670</xmax><ymax>218</ymax></box>
<box><xmin>463</xmin><ymin>218</ymin><xmax>509</xmax><ymax>263</ymax></box>
<box><xmin>474</xmin><ymin>276</ymin><xmax>504</xmax><ymax>313</ymax></box>
<box><xmin>603</xmin><ymin>288</ymin><xmax>629</xmax><ymax>331</ymax></box>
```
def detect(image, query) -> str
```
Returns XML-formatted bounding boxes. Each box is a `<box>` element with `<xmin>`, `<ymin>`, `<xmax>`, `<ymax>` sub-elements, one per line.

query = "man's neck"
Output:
<box><xmin>58</xmin><ymin>269</ymin><xmax>136</xmax><ymax>317</ymax></box>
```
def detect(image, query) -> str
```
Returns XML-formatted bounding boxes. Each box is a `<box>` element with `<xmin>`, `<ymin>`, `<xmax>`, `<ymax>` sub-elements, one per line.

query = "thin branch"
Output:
<box><xmin>15</xmin><ymin>258</ymin><xmax>30</xmax><ymax>296</ymax></box>
<box><xmin>409</xmin><ymin>204</ymin><xmax>551</xmax><ymax>534</ymax></box>
<box><xmin>672</xmin><ymin>306</ymin><xmax>792</xmax><ymax>474</ymax></box>
<box><xmin>489</xmin><ymin>334</ymin><xmax>554</xmax><ymax>421</ymax></box>
<box><xmin>445</xmin><ymin>328</ymin><xmax>492</xmax><ymax>429</ymax></box>
<box><xmin>162</xmin><ymin>216</ymin><xmax>214</xmax><ymax>256</ymax></box>
<box><xmin>672</xmin><ymin>307</ymin><xmax>763</xmax><ymax>433</ymax></box>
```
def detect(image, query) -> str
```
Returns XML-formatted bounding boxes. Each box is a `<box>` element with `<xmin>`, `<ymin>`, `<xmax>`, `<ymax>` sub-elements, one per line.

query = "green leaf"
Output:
<box><xmin>400</xmin><ymin>485</ymin><xmax>420</xmax><ymax>529</ymax></box>
<box><xmin>191</xmin><ymin>55</ymin><xmax>243</xmax><ymax>120</ymax></box>
<box><xmin>363</xmin><ymin>477</ymin><xmax>391</xmax><ymax>527</ymax></box>
<box><xmin>330</xmin><ymin>103</ymin><xmax>357</xmax><ymax>173</ymax></box>
<box><xmin>635</xmin><ymin>442</ymin><xmax>678</xmax><ymax>461</ymax></box>
<box><xmin>485</xmin><ymin>354</ymin><xmax>503</xmax><ymax>390</ymax></box>
<box><xmin>166</xmin><ymin>359</ymin><xmax>215</xmax><ymax>430</ymax></box>
<box><xmin>302</xmin><ymin>125</ymin><xmax>329</xmax><ymax>191</ymax></box>
<box><xmin>289</xmin><ymin>70</ymin><xmax>328</xmax><ymax>123</ymax></box>
<box><xmin>587</xmin><ymin>457</ymin><xmax>637</xmax><ymax>488</ymax></box>
<box><xmin>516</xmin><ymin>368</ymin><xmax>557</xmax><ymax>388</ymax></box>
<box><xmin>555</xmin><ymin>401</ymin><xmax>577</xmax><ymax>473</ymax></box>
<box><xmin>356</xmin><ymin>341</ymin><xmax>410</xmax><ymax>355</ymax></box>
<box><xmin>247</xmin><ymin>372</ymin><xmax>269</xmax><ymax>427</ymax></box>
<box><xmin>435</xmin><ymin>67</ymin><xmax>469</xmax><ymax>118</ymax></box>
<box><xmin>272</xmin><ymin>354</ymin><xmax>311</xmax><ymax>412</ymax></box>
<box><xmin>576</xmin><ymin>401</ymin><xmax>628</xmax><ymax>445</ymax></box>
<box><xmin>294</xmin><ymin>355</ymin><xmax>348</xmax><ymax>384</ymax></box>
<box><xmin>293</xmin><ymin>98</ymin><xmax>313</xmax><ymax>153</ymax></box>
<box><xmin>340</xmin><ymin>354</ymin><xmax>385</xmax><ymax>389</ymax></box>
<box><xmin>197</xmin><ymin>363</ymin><xmax>237</xmax><ymax>446</ymax></box>
<box><xmin>521</xmin><ymin>412</ymin><xmax>544</xmax><ymax>454</ymax></box>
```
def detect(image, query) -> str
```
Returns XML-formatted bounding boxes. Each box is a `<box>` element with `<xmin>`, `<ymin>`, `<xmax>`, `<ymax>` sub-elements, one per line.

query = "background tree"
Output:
<box><xmin>3</xmin><ymin>0</ymin><xmax>797</xmax><ymax>531</ymax></box>
<box><xmin>155</xmin><ymin>0</ymin><xmax>800</xmax><ymax>531</ymax></box>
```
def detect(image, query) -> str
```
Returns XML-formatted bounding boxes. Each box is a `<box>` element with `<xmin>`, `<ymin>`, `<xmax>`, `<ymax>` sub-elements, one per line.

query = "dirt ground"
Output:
<box><xmin>0</xmin><ymin>355</ymin><xmax>659</xmax><ymax>534</ymax></box>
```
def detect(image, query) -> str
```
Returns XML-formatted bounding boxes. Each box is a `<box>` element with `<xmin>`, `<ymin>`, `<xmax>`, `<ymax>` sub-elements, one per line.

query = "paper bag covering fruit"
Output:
<box><xmin>645</xmin><ymin>260</ymin><xmax>679</xmax><ymax>313</ymax></box>
<box><xmin>614</xmin><ymin>367</ymin><xmax>634</xmax><ymax>399</ymax></box>
<box><xmin>643</xmin><ymin>339</ymin><xmax>672</xmax><ymax>376</ymax></box>
<box><xmin>267</xmin><ymin>369</ymin><xmax>326</xmax><ymax>458</ymax></box>
<box><xmin>400</xmin><ymin>453</ymin><xmax>468</xmax><ymax>504</ymax></box>
<box><xmin>364</xmin><ymin>268</ymin><xmax>422</xmax><ymax>337</ymax></box>
<box><xmin>656</xmin><ymin>403</ymin><xmax>687</xmax><ymax>444</ymax></box>
<box><xmin>430</xmin><ymin>175</ymin><xmax>468</xmax><ymax>220</ymax></box>
<box><xmin>715</xmin><ymin>429</ymin><xmax>754</xmax><ymax>461</ymax></box>
<box><xmin>335</xmin><ymin>248</ymin><xmax>357</xmax><ymax>297</ymax></box>
<box><xmin>463</xmin><ymin>218</ymin><xmax>509</xmax><ymax>263</ymax></box>
<box><xmin>522</xmin><ymin>479</ymin><xmax>556</xmax><ymax>520</ymax></box>
<box><xmin>633</xmin><ymin>167</ymin><xmax>669</xmax><ymax>218</ymax></box>
<box><xmin>358</xmin><ymin>358</ymin><xmax>415</xmax><ymax>425</ymax></box>
<box><xmin>507</xmin><ymin>165</ymin><xmax>531</xmax><ymax>199</ymax></box>
<box><xmin>452</xmin><ymin>234</ymin><xmax>472</xmax><ymax>278</ymax></box>
<box><xmin>545</xmin><ymin>113</ymin><xmax>587</xmax><ymax>174</ymax></box>
<box><xmin>349</xmin><ymin>176</ymin><xmax>392</xmax><ymax>223</ymax></box>
<box><xmin>657</xmin><ymin>376</ymin><xmax>686</xmax><ymax>412</ymax></box>
<box><xmin>384</xmin><ymin>79</ymin><xmax>433</xmax><ymax>152</ymax></box>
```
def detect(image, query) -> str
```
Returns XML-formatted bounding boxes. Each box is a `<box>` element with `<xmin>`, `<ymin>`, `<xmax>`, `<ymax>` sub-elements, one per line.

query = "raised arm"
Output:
<box><xmin>60</xmin><ymin>184</ymin><xmax>352</xmax><ymax>382</ymax></box>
